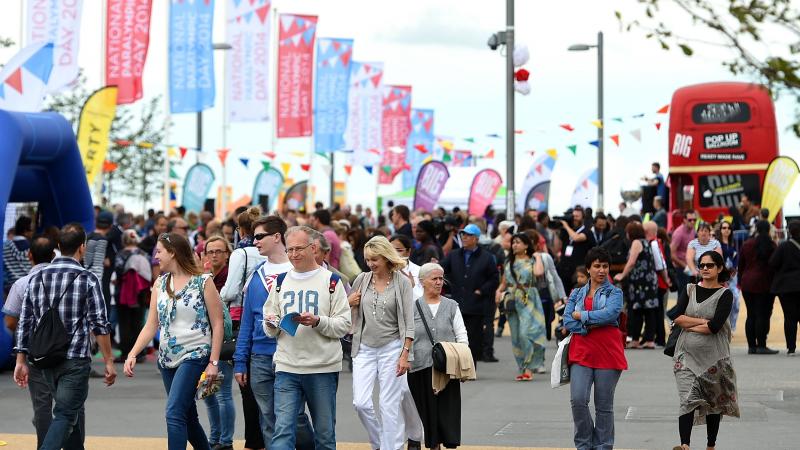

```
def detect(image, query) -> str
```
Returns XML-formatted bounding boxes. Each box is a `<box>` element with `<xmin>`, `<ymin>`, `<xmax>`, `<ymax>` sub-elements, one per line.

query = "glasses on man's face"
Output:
<box><xmin>286</xmin><ymin>243</ymin><xmax>312</xmax><ymax>255</ymax></box>
<box><xmin>206</xmin><ymin>250</ymin><xmax>227</xmax><ymax>256</ymax></box>
<box><xmin>253</xmin><ymin>232</ymin><xmax>274</xmax><ymax>241</ymax></box>
<box><xmin>686</xmin><ymin>218</ymin><xmax>697</xmax><ymax>223</ymax></box>
<box><xmin>698</xmin><ymin>263</ymin><xmax>718</xmax><ymax>270</ymax></box>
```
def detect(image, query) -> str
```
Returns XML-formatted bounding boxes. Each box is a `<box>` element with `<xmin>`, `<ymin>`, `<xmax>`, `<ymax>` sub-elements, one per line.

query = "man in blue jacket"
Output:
<box><xmin>233</xmin><ymin>216</ymin><xmax>313</xmax><ymax>449</ymax></box>
<box><xmin>441</xmin><ymin>224</ymin><xmax>499</xmax><ymax>364</ymax></box>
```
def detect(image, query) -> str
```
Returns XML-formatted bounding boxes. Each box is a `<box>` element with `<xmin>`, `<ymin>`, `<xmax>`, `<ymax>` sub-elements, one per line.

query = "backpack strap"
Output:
<box><xmin>328</xmin><ymin>273</ymin><xmax>340</xmax><ymax>294</ymax></box>
<box><xmin>275</xmin><ymin>272</ymin><xmax>289</xmax><ymax>293</ymax></box>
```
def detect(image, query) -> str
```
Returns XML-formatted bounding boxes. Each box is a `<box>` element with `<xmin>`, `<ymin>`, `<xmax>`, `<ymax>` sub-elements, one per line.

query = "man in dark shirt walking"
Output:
<box><xmin>14</xmin><ymin>223</ymin><xmax>116</xmax><ymax>450</ymax></box>
<box><xmin>441</xmin><ymin>224</ymin><xmax>499</xmax><ymax>364</ymax></box>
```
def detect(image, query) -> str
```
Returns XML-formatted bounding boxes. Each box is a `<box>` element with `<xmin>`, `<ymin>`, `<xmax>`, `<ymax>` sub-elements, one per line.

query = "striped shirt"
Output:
<box><xmin>687</xmin><ymin>238</ymin><xmax>722</xmax><ymax>265</ymax></box>
<box><xmin>3</xmin><ymin>237</ymin><xmax>32</xmax><ymax>289</ymax></box>
<box><xmin>15</xmin><ymin>257</ymin><xmax>110</xmax><ymax>359</ymax></box>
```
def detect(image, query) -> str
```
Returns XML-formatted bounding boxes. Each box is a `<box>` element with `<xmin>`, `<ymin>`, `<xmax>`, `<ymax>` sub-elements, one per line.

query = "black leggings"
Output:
<box><xmin>679</xmin><ymin>412</ymin><xmax>720</xmax><ymax>447</ymax></box>
<box><xmin>742</xmin><ymin>291</ymin><xmax>775</xmax><ymax>348</ymax></box>
<box><xmin>628</xmin><ymin>308</ymin><xmax>658</xmax><ymax>342</ymax></box>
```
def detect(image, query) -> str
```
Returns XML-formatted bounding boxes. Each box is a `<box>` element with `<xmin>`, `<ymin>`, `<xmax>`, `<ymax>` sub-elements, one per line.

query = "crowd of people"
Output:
<box><xmin>2</xmin><ymin>187</ymin><xmax>800</xmax><ymax>449</ymax></box>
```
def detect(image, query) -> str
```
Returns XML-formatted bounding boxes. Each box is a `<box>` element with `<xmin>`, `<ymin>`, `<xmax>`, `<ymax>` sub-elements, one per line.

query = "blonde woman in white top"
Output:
<box><xmin>350</xmin><ymin>236</ymin><xmax>421</xmax><ymax>450</ymax></box>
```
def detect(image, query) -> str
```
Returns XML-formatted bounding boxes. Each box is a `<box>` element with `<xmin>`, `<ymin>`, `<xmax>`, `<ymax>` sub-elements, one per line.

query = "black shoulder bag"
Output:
<box><xmin>415</xmin><ymin>300</ymin><xmax>447</xmax><ymax>372</ymax></box>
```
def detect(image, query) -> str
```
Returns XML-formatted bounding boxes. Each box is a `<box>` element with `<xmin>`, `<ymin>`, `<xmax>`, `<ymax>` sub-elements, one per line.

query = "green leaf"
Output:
<box><xmin>678</xmin><ymin>44</ymin><xmax>694</xmax><ymax>56</ymax></box>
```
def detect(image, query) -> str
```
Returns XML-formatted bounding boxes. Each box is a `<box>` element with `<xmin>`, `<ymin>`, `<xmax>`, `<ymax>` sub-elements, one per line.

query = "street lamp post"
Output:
<box><xmin>568</xmin><ymin>31</ymin><xmax>604</xmax><ymax>211</ymax></box>
<box><xmin>201</xmin><ymin>42</ymin><xmax>233</xmax><ymax>216</ymax></box>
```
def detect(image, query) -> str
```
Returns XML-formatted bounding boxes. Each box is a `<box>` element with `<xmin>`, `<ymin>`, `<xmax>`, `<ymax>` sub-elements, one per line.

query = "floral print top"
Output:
<box><xmin>157</xmin><ymin>273</ymin><xmax>212</xmax><ymax>368</ymax></box>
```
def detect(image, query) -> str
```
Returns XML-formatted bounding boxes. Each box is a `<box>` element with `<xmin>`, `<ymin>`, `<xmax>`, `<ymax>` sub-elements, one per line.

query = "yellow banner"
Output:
<box><xmin>78</xmin><ymin>86</ymin><xmax>118</xmax><ymax>184</ymax></box>
<box><xmin>334</xmin><ymin>181</ymin><xmax>347</xmax><ymax>206</ymax></box>
<box><xmin>761</xmin><ymin>156</ymin><xmax>800</xmax><ymax>222</ymax></box>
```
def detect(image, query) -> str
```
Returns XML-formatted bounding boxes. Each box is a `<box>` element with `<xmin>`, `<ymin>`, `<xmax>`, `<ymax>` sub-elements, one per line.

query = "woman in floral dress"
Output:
<box><xmin>495</xmin><ymin>231</ymin><xmax>546</xmax><ymax>381</ymax></box>
<box><xmin>614</xmin><ymin>222</ymin><xmax>659</xmax><ymax>348</ymax></box>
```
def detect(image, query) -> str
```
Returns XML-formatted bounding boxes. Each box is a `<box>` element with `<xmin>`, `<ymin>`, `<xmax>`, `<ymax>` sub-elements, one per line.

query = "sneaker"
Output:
<box><xmin>534</xmin><ymin>367</ymin><xmax>547</xmax><ymax>374</ymax></box>
<box><xmin>212</xmin><ymin>444</ymin><xmax>234</xmax><ymax>450</ymax></box>
<box><xmin>482</xmin><ymin>354</ymin><xmax>499</xmax><ymax>363</ymax></box>
<box><xmin>755</xmin><ymin>347</ymin><xmax>779</xmax><ymax>355</ymax></box>
<box><xmin>407</xmin><ymin>439</ymin><xmax>422</xmax><ymax>449</ymax></box>
<box><xmin>788</xmin><ymin>349</ymin><xmax>796</xmax><ymax>356</ymax></box>
<box><xmin>748</xmin><ymin>347</ymin><xmax>756</xmax><ymax>354</ymax></box>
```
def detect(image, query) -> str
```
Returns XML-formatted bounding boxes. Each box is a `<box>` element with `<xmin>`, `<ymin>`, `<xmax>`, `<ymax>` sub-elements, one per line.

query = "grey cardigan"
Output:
<box><xmin>350</xmin><ymin>270</ymin><xmax>415</xmax><ymax>358</ymax></box>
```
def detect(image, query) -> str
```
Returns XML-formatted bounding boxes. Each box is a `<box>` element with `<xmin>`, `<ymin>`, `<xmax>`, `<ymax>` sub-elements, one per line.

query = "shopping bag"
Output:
<box><xmin>550</xmin><ymin>334</ymin><xmax>572</xmax><ymax>388</ymax></box>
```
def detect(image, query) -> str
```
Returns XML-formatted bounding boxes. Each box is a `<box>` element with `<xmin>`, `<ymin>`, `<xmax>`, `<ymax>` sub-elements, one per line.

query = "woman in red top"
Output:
<box><xmin>563</xmin><ymin>247</ymin><xmax>628</xmax><ymax>450</ymax></box>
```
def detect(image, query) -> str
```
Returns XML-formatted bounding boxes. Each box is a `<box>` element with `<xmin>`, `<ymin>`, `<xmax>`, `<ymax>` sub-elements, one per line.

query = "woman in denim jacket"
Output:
<box><xmin>563</xmin><ymin>247</ymin><xmax>628</xmax><ymax>450</ymax></box>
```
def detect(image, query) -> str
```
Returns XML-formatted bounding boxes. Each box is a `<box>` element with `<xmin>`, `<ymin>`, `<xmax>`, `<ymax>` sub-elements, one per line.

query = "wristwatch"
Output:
<box><xmin>210</xmin><ymin>360</ymin><xmax>219</xmax><ymax>367</ymax></box>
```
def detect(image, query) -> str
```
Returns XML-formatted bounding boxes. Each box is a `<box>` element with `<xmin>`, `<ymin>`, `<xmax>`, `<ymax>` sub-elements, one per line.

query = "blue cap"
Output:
<box><xmin>460</xmin><ymin>223</ymin><xmax>482</xmax><ymax>236</ymax></box>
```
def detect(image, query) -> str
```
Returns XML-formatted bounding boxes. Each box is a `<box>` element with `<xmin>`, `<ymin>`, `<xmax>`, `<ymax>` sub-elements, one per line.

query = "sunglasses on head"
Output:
<box><xmin>698</xmin><ymin>262</ymin><xmax>718</xmax><ymax>270</ymax></box>
<box><xmin>159</xmin><ymin>233</ymin><xmax>171</xmax><ymax>243</ymax></box>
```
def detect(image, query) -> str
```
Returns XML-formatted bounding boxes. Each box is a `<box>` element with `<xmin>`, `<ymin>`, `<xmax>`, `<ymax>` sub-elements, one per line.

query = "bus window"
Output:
<box><xmin>697</xmin><ymin>174</ymin><xmax>761</xmax><ymax>208</ymax></box>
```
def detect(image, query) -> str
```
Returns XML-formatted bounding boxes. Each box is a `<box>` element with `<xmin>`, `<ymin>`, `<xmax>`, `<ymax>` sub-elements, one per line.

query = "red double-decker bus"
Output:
<box><xmin>668</xmin><ymin>82</ymin><xmax>779</xmax><ymax>222</ymax></box>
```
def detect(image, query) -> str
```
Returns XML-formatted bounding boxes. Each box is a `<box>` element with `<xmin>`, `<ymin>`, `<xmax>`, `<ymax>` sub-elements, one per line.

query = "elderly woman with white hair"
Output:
<box><xmin>409</xmin><ymin>262</ymin><xmax>468</xmax><ymax>449</ymax></box>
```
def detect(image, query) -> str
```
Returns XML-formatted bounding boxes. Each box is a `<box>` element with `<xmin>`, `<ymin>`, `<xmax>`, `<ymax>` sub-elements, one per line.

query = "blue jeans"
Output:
<box><xmin>160</xmin><ymin>358</ymin><xmax>211</xmax><ymax>450</ymax></box>
<box><xmin>203</xmin><ymin>360</ymin><xmax>235</xmax><ymax>445</ymax></box>
<box><xmin>570</xmin><ymin>364</ymin><xmax>621</xmax><ymax>450</ymax></box>
<box><xmin>272</xmin><ymin>371</ymin><xmax>338</xmax><ymax>450</ymax></box>
<box><xmin>40</xmin><ymin>358</ymin><xmax>90</xmax><ymax>450</ymax></box>
<box><xmin>250</xmin><ymin>355</ymin><xmax>316</xmax><ymax>449</ymax></box>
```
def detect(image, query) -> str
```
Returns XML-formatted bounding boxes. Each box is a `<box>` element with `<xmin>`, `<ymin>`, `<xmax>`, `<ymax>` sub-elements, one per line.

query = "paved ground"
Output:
<box><xmin>0</xmin><ymin>299</ymin><xmax>798</xmax><ymax>450</ymax></box>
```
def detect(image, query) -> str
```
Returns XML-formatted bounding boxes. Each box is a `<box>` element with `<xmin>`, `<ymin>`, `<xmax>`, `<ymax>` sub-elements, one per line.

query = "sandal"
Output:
<box><xmin>515</xmin><ymin>374</ymin><xmax>525</xmax><ymax>381</ymax></box>
<box><xmin>520</xmin><ymin>372</ymin><xmax>533</xmax><ymax>381</ymax></box>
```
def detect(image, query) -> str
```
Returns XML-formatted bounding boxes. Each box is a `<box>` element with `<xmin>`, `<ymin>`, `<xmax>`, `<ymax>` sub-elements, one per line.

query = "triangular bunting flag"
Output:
<box><xmin>632</xmin><ymin>113</ymin><xmax>645</xmax><ymax>118</ymax></box>
<box><xmin>239</xmin><ymin>158</ymin><xmax>249</xmax><ymax>168</ymax></box>
<box><xmin>655</xmin><ymin>122</ymin><xmax>662</xmax><ymax>130</ymax></box>
<box><xmin>5</xmin><ymin>68</ymin><xmax>23</xmax><ymax>94</ymax></box>
<box><xmin>169</xmin><ymin>168</ymin><xmax>180</xmax><ymax>179</ymax></box>
<box><xmin>589</xmin><ymin>140</ymin><xmax>600</xmax><ymax>148</ymax></box>
<box><xmin>414</xmin><ymin>144</ymin><xmax>428</xmax><ymax>154</ymax></box>
<box><xmin>368</xmin><ymin>148</ymin><xmax>381</xmax><ymax>155</ymax></box>
<box><xmin>442</xmin><ymin>153</ymin><xmax>452</xmax><ymax>163</ymax></box>
<box><xmin>261</xmin><ymin>161</ymin><xmax>271</xmax><ymax>172</ymax></box>
<box><xmin>263</xmin><ymin>151</ymin><xmax>276</xmax><ymax>159</ymax></box>
<box><xmin>167</xmin><ymin>146</ymin><xmax>178</xmax><ymax>158</ymax></box>
<box><xmin>290</xmin><ymin>150</ymin><xmax>306</xmax><ymax>158</ymax></box>
<box><xmin>179</xmin><ymin>147</ymin><xmax>188</xmax><ymax>159</ymax></box>
<box><xmin>381</xmin><ymin>165</ymin><xmax>392</xmax><ymax>175</ymax></box>
<box><xmin>102</xmin><ymin>161</ymin><xmax>118</xmax><ymax>173</ymax></box>
<box><xmin>590</xmin><ymin>120</ymin><xmax>603</xmax><ymax>129</ymax></box>
<box><xmin>255</xmin><ymin>5</ymin><xmax>269</xmax><ymax>24</ymax></box>
<box><xmin>559</xmin><ymin>124</ymin><xmax>575</xmax><ymax>132</ymax></box>
<box><xmin>630</xmin><ymin>129</ymin><xmax>642</xmax><ymax>142</ymax></box>
<box><xmin>610</xmin><ymin>134</ymin><xmax>620</xmax><ymax>147</ymax></box>
<box><xmin>546</xmin><ymin>148</ymin><xmax>559</xmax><ymax>159</ymax></box>
<box><xmin>657</xmin><ymin>104</ymin><xmax>669</xmax><ymax>114</ymax></box>
<box><xmin>364</xmin><ymin>165</ymin><xmax>373</xmax><ymax>174</ymax></box>
<box><xmin>464</xmin><ymin>137</ymin><xmax>475</xmax><ymax>143</ymax></box>
<box><xmin>300</xmin><ymin>163</ymin><xmax>311</xmax><ymax>172</ymax></box>
<box><xmin>612</xmin><ymin>117</ymin><xmax>624</xmax><ymax>123</ymax></box>
<box><xmin>344</xmin><ymin>164</ymin><xmax>352</xmax><ymax>175</ymax></box>
<box><xmin>485</xmin><ymin>149</ymin><xmax>495</xmax><ymax>159</ymax></box>
<box><xmin>567</xmin><ymin>145</ymin><xmax>577</xmax><ymax>155</ymax></box>
<box><xmin>115</xmin><ymin>139</ymin><xmax>132</xmax><ymax>146</ymax></box>
<box><xmin>137</xmin><ymin>142</ymin><xmax>154</xmax><ymax>149</ymax></box>
<box><xmin>515</xmin><ymin>130</ymin><xmax>524</xmax><ymax>134</ymax></box>
<box><xmin>280</xmin><ymin>162</ymin><xmax>291</xmax><ymax>177</ymax></box>
<box><xmin>217</xmin><ymin>149</ymin><xmax>230</xmax><ymax>166</ymax></box>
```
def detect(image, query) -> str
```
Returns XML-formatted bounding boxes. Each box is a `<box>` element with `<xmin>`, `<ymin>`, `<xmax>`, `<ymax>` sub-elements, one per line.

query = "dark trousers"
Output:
<box><xmin>679</xmin><ymin>411</ymin><xmax>720</xmax><ymax>447</ymax></box>
<box><xmin>463</xmin><ymin>314</ymin><xmax>484</xmax><ymax>366</ymax></box>
<box><xmin>40</xmin><ymin>358</ymin><xmax>91</xmax><ymax>450</ymax></box>
<box><xmin>655</xmin><ymin>288</ymin><xmax>668</xmax><ymax>346</ymax></box>
<box><xmin>542</xmin><ymin>299</ymin><xmax>555</xmax><ymax>341</ymax></box>
<box><xmin>239</xmin><ymin>363</ymin><xmax>265</xmax><ymax>450</ymax></box>
<box><xmin>778</xmin><ymin>293</ymin><xmax>800</xmax><ymax>351</ymax></box>
<box><xmin>482</xmin><ymin>304</ymin><xmax>497</xmax><ymax>357</ymax></box>
<box><xmin>742</xmin><ymin>291</ymin><xmax>775</xmax><ymax>349</ymax></box>
<box><xmin>117</xmin><ymin>305</ymin><xmax>145</xmax><ymax>359</ymax></box>
<box><xmin>628</xmin><ymin>308</ymin><xmax>658</xmax><ymax>343</ymax></box>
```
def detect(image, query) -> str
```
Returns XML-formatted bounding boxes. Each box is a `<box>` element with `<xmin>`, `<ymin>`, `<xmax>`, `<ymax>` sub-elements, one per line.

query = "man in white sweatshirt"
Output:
<box><xmin>264</xmin><ymin>226</ymin><xmax>351</xmax><ymax>450</ymax></box>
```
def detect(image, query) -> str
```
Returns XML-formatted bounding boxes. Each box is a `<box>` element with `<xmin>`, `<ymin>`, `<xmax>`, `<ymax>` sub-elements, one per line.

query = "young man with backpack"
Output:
<box><xmin>13</xmin><ymin>223</ymin><xmax>116</xmax><ymax>450</ymax></box>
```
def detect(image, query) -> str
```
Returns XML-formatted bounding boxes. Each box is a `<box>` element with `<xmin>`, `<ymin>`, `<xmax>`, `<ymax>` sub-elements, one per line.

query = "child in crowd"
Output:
<box><xmin>555</xmin><ymin>266</ymin><xmax>589</xmax><ymax>340</ymax></box>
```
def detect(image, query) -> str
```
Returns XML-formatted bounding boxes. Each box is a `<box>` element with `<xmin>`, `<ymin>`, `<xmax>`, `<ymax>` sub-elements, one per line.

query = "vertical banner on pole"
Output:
<box><xmin>314</xmin><ymin>37</ymin><xmax>353</xmax><ymax>153</ymax></box>
<box><xmin>251</xmin><ymin>166</ymin><xmax>285</xmax><ymax>211</ymax></box>
<box><xmin>468</xmin><ymin>168</ymin><xmax>503</xmax><ymax>216</ymax></box>
<box><xmin>106</xmin><ymin>0</ymin><xmax>153</xmax><ymax>105</ymax></box>
<box><xmin>402</xmin><ymin>109</ymin><xmax>434</xmax><ymax>190</ymax></box>
<box><xmin>378</xmin><ymin>85</ymin><xmax>412</xmax><ymax>184</ymax></box>
<box><xmin>26</xmin><ymin>0</ymin><xmax>83</xmax><ymax>92</ymax></box>
<box><xmin>516</xmin><ymin>152</ymin><xmax>557</xmax><ymax>212</ymax></box>
<box><xmin>413</xmin><ymin>161</ymin><xmax>450</xmax><ymax>212</ymax></box>
<box><xmin>345</xmin><ymin>61</ymin><xmax>384</xmax><ymax>166</ymax></box>
<box><xmin>169</xmin><ymin>0</ymin><xmax>216</xmax><ymax>113</ymax></box>
<box><xmin>182</xmin><ymin>163</ymin><xmax>216</xmax><ymax>213</ymax></box>
<box><xmin>571</xmin><ymin>168</ymin><xmax>599</xmax><ymax>210</ymax></box>
<box><xmin>77</xmin><ymin>87</ymin><xmax>119</xmax><ymax>184</ymax></box>
<box><xmin>226</xmin><ymin>0</ymin><xmax>272</xmax><ymax>122</ymax></box>
<box><xmin>276</xmin><ymin>14</ymin><xmax>318</xmax><ymax>137</ymax></box>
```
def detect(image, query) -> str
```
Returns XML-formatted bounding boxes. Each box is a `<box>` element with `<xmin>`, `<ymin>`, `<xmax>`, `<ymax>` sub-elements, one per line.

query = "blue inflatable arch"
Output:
<box><xmin>0</xmin><ymin>110</ymin><xmax>95</xmax><ymax>366</ymax></box>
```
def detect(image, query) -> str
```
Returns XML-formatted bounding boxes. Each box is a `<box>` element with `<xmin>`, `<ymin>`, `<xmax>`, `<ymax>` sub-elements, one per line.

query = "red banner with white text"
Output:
<box><xmin>378</xmin><ymin>85</ymin><xmax>412</xmax><ymax>184</ymax></box>
<box><xmin>106</xmin><ymin>0</ymin><xmax>153</xmax><ymax>104</ymax></box>
<box><xmin>276</xmin><ymin>14</ymin><xmax>318</xmax><ymax>137</ymax></box>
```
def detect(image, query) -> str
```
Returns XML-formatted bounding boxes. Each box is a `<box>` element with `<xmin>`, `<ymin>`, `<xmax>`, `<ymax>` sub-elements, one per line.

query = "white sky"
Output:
<box><xmin>2</xmin><ymin>0</ymin><xmax>798</xmax><ymax>216</ymax></box>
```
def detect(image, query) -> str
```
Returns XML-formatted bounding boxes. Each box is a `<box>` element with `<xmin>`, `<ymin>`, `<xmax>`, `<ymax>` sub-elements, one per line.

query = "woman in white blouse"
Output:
<box><xmin>408</xmin><ymin>263</ymin><xmax>468</xmax><ymax>449</ymax></box>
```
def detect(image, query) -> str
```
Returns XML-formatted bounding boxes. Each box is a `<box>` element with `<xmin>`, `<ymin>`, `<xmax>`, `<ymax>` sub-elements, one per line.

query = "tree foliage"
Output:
<box><xmin>618</xmin><ymin>0</ymin><xmax>800</xmax><ymax>136</ymax></box>
<box><xmin>44</xmin><ymin>73</ymin><xmax>172</xmax><ymax>213</ymax></box>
